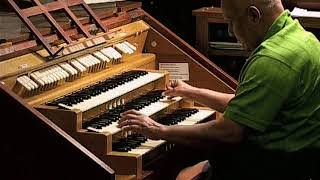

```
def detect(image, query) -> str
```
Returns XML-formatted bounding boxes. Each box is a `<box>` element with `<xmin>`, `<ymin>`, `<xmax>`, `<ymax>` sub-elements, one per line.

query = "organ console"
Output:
<box><xmin>0</xmin><ymin>1</ymin><xmax>237</xmax><ymax>179</ymax></box>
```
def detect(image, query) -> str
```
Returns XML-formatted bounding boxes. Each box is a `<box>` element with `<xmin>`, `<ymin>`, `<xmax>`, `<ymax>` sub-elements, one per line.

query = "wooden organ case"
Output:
<box><xmin>0</xmin><ymin>1</ymin><xmax>237</xmax><ymax>179</ymax></box>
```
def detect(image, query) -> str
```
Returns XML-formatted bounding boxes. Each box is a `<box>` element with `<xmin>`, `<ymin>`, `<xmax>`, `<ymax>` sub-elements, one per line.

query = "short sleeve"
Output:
<box><xmin>224</xmin><ymin>56</ymin><xmax>297</xmax><ymax>132</ymax></box>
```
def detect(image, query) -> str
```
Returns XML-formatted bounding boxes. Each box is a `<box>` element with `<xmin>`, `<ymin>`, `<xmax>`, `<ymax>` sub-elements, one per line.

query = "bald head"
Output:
<box><xmin>222</xmin><ymin>0</ymin><xmax>282</xmax><ymax>15</ymax></box>
<box><xmin>223</xmin><ymin>0</ymin><xmax>281</xmax><ymax>7</ymax></box>
<box><xmin>221</xmin><ymin>0</ymin><xmax>284</xmax><ymax>51</ymax></box>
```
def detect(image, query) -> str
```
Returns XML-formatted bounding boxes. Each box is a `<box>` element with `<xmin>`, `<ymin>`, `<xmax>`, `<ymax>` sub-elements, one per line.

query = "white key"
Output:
<box><xmin>100</xmin><ymin>47</ymin><xmax>116</xmax><ymax>59</ymax></box>
<box><xmin>34</xmin><ymin>71</ymin><xmax>46</xmax><ymax>86</ymax></box>
<box><xmin>57</xmin><ymin>66</ymin><xmax>69</xmax><ymax>79</ymax></box>
<box><xmin>71</xmin><ymin>60</ymin><xmax>86</xmax><ymax>72</ymax></box>
<box><xmin>16</xmin><ymin>77</ymin><xmax>25</xmax><ymax>87</ymax></box>
<box><xmin>77</xmin><ymin>56</ymin><xmax>91</xmax><ymax>69</ymax></box>
<box><xmin>49</xmin><ymin>67</ymin><xmax>60</xmax><ymax>82</ymax></box>
<box><xmin>120</xmin><ymin>43</ymin><xmax>134</xmax><ymax>54</ymax></box>
<box><xmin>177</xmin><ymin>109</ymin><xmax>215</xmax><ymax>125</ymax></box>
<box><xmin>110</xmin><ymin>47</ymin><xmax>122</xmax><ymax>59</ymax></box>
<box><xmin>38</xmin><ymin>70</ymin><xmax>49</xmax><ymax>85</ymax></box>
<box><xmin>55</xmin><ymin>67</ymin><xmax>66</xmax><ymax>80</ymax></box>
<box><xmin>89</xmin><ymin>55</ymin><xmax>100</xmax><ymax>64</ymax></box>
<box><xmin>139</xmin><ymin>96</ymin><xmax>182</xmax><ymax>116</ymax></box>
<box><xmin>60</xmin><ymin>63</ymin><xmax>77</xmax><ymax>76</ymax></box>
<box><xmin>124</xmin><ymin>41</ymin><xmax>137</xmax><ymax>51</ymax></box>
<box><xmin>105</xmin><ymin>47</ymin><xmax>120</xmax><ymax>59</ymax></box>
<box><xmin>24</xmin><ymin>76</ymin><xmax>39</xmax><ymax>89</ymax></box>
<box><xmin>100</xmin><ymin>48</ymin><xmax>115</xmax><ymax>60</ymax></box>
<box><xmin>128</xmin><ymin>139</ymin><xmax>166</xmax><ymax>155</ymax></box>
<box><xmin>20</xmin><ymin>76</ymin><xmax>32</xmax><ymax>91</ymax></box>
<box><xmin>88</xmin><ymin>54</ymin><xmax>101</xmax><ymax>70</ymax></box>
<box><xmin>86</xmin><ymin>56</ymin><xmax>96</xmax><ymax>67</ymax></box>
<box><xmin>141</xmin><ymin>139</ymin><xmax>166</xmax><ymax>148</ymax></box>
<box><xmin>128</xmin><ymin>147</ymin><xmax>151</xmax><ymax>155</ymax></box>
<box><xmin>115</xmin><ymin>43</ymin><xmax>128</xmax><ymax>54</ymax></box>
<box><xmin>93</xmin><ymin>51</ymin><xmax>110</xmax><ymax>63</ymax></box>
<box><xmin>30</xmin><ymin>72</ymin><xmax>45</xmax><ymax>86</ymax></box>
<box><xmin>45</xmin><ymin>68</ymin><xmax>55</xmax><ymax>84</ymax></box>
<box><xmin>51</xmin><ymin>66</ymin><xmax>61</xmax><ymax>80</ymax></box>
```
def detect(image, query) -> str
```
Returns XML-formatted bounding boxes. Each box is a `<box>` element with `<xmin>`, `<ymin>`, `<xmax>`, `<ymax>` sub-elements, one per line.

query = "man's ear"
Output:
<box><xmin>247</xmin><ymin>6</ymin><xmax>261</xmax><ymax>24</ymax></box>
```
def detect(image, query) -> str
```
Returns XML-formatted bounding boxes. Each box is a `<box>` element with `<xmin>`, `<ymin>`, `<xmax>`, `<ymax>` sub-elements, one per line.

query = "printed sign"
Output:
<box><xmin>159</xmin><ymin>63</ymin><xmax>189</xmax><ymax>81</ymax></box>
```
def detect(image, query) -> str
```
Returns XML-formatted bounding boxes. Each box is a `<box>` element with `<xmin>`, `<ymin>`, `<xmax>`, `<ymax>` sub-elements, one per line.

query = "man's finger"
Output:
<box><xmin>120</xmin><ymin>109</ymin><xmax>141</xmax><ymax>116</ymax></box>
<box><xmin>122</xmin><ymin>125</ymin><xmax>142</xmax><ymax>132</ymax></box>
<box><xmin>166</xmin><ymin>83</ymin><xmax>174</xmax><ymax>90</ymax></box>
<box><xmin>166</xmin><ymin>80</ymin><xmax>178</xmax><ymax>89</ymax></box>
<box><xmin>120</xmin><ymin>113</ymin><xmax>140</xmax><ymax>121</ymax></box>
<box><xmin>170</xmin><ymin>80</ymin><xmax>179</xmax><ymax>87</ymax></box>
<box><xmin>118</xmin><ymin>119</ymin><xmax>145</xmax><ymax>128</ymax></box>
<box><xmin>163</xmin><ymin>89</ymin><xmax>176</xmax><ymax>99</ymax></box>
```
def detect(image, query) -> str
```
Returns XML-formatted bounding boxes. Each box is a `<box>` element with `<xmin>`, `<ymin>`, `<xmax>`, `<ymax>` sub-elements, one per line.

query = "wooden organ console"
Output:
<box><xmin>0</xmin><ymin>1</ymin><xmax>237</xmax><ymax>179</ymax></box>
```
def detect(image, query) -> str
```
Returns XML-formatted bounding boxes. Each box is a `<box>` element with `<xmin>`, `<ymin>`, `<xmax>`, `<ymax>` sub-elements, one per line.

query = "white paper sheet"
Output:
<box><xmin>291</xmin><ymin>7</ymin><xmax>320</xmax><ymax>18</ymax></box>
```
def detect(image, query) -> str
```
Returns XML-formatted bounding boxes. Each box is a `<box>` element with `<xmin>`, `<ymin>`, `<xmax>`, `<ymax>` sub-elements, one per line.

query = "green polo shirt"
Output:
<box><xmin>223</xmin><ymin>10</ymin><xmax>320</xmax><ymax>152</ymax></box>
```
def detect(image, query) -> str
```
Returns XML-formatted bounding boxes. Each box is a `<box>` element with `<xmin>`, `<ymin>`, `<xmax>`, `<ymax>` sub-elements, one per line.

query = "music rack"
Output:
<box><xmin>7</xmin><ymin>0</ymin><xmax>107</xmax><ymax>57</ymax></box>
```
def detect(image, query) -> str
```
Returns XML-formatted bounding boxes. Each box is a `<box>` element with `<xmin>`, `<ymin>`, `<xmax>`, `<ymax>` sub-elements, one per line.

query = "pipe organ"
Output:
<box><xmin>0</xmin><ymin>1</ymin><xmax>236</xmax><ymax>179</ymax></box>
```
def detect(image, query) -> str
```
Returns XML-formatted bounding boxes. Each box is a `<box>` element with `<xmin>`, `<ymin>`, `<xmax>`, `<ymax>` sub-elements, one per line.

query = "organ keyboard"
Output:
<box><xmin>83</xmin><ymin>90</ymin><xmax>183</xmax><ymax>134</ymax></box>
<box><xmin>0</xmin><ymin>1</ymin><xmax>237</xmax><ymax>179</ymax></box>
<box><xmin>112</xmin><ymin>108</ymin><xmax>216</xmax><ymax>155</ymax></box>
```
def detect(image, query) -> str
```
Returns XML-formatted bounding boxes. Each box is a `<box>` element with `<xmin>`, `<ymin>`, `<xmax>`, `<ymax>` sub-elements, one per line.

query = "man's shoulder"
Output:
<box><xmin>244</xmin><ymin>55</ymin><xmax>298</xmax><ymax>79</ymax></box>
<box><xmin>251</xmin><ymin>26</ymin><xmax>320</xmax><ymax>73</ymax></box>
<box><xmin>258</xmin><ymin>20</ymin><xmax>319</xmax><ymax>60</ymax></box>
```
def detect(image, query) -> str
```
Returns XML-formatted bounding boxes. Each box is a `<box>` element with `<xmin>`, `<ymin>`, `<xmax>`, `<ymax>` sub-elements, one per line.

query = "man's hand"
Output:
<box><xmin>117</xmin><ymin>110</ymin><xmax>166</xmax><ymax>140</ymax></box>
<box><xmin>164</xmin><ymin>80</ymin><xmax>196</xmax><ymax>98</ymax></box>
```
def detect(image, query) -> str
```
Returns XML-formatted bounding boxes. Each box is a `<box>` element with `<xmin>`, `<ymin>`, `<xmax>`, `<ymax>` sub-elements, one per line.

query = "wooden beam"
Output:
<box><xmin>81</xmin><ymin>2</ymin><xmax>108</xmax><ymax>32</ymax></box>
<box><xmin>7</xmin><ymin>0</ymin><xmax>63</xmax><ymax>57</ymax></box>
<box><xmin>59</xmin><ymin>0</ymin><xmax>92</xmax><ymax>38</ymax></box>
<box><xmin>22</xmin><ymin>6</ymin><xmax>42</xmax><ymax>17</ymax></box>
<box><xmin>0</xmin><ymin>12</ymin><xmax>136</xmax><ymax>60</ymax></box>
<box><xmin>31</xmin><ymin>0</ymin><xmax>73</xmax><ymax>43</ymax></box>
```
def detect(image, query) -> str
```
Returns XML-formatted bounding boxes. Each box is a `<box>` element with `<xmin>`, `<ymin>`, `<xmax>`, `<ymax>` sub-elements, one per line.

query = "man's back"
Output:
<box><xmin>248</xmin><ymin>10</ymin><xmax>320</xmax><ymax>151</ymax></box>
<box><xmin>220</xmin><ymin>10</ymin><xmax>320</xmax><ymax>180</ymax></box>
<box><xmin>225</xmin><ymin>10</ymin><xmax>320</xmax><ymax>152</ymax></box>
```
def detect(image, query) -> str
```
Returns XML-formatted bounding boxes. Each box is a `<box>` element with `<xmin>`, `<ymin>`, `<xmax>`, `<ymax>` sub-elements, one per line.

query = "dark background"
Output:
<box><xmin>139</xmin><ymin>0</ymin><xmax>320</xmax><ymax>78</ymax></box>
<box><xmin>140</xmin><ymin>0</ymin><xmax>220</xmax><ymax>46</ymax></box>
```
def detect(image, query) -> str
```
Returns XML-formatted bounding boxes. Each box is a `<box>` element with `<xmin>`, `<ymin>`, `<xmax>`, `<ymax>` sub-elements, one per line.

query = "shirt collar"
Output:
<box><xmin>263</xmin><ymin>10</ymin><xmax>290</xmax><ymax>41</ymax></box>
<box><xmin>247</xmin><ymin>10</ymin><xmax>290</xmax><ymax>58</ymax></box>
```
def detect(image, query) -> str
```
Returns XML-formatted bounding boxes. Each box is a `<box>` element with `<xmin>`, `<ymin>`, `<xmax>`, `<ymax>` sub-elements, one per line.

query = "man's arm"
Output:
<box><xmin>185</xmin><ymin>88</ymin><xmax>234</xmax><ymax>113</ymax></box>
<box><xmin>164</xmin><ymin>80</ymin><xmax>234</xmax><ymax>113</ymax></box>
<box><xmin>118</xmin><ymin>110</ymin><xmax>247</xmax><ymax>147</ymax></box>
<box><xmin>160</xmin><ymin>116</ymin><xmax>246</xmax><ymax>146</ymax></box>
